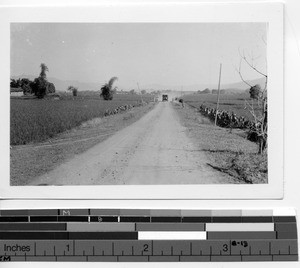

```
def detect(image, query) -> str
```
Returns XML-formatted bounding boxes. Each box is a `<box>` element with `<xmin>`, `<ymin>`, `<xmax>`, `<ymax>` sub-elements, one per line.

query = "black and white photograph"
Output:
<box><xmin>0</xmin><ymin>3</ymin><xmax>283</xmax><ymax>198</ymax></box>
<box><xmin>10</xmin><ymin>23</ymin><xmax>269</xmax><ymax>186</ymax></box>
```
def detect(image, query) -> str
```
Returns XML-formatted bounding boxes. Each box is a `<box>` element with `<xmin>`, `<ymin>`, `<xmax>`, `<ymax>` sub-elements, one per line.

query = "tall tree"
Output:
<box><xmin>32</xmin><ymin>63</ymin><xmax>50</xmax><ymax>98</ymax></box>
<box><xmin>67</xmin><ymin>86</ymin><xmax>78</xmax><ymax>97</ymax></box>
<box><xmin>237</xmin><ymin>48</ymin><xmax>267</xmax><ymax>154</ymax></box>
<box><xmin>39</xmin><ymin>63</ymin><xmax>49</xmax><ymax>79</ymax></box>
<box><xmin>100</xmin><ymin>77</ymin><xmax>118</xmax><ymax>100</ymax></box>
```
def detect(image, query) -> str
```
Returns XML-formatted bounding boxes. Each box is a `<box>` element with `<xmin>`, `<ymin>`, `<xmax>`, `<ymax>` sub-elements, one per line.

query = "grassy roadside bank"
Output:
<box><xmin>10</xmin><ymin>103</ymin><xmax>156</xmax><ymax>186</ymax></box>
<box><xmin>11</xmin><ymin>94</ymin><xmax>154</xmax><ymax>145</ymax></box>
<box><xmin>173</xmin><ymin>102</ymin><xmax>267</xmax><ymax>184</ymax></box>
<box><xmin>182</xmin><ymin>92</ymin><xmax>259</xmax><ymax>121</ymax></box>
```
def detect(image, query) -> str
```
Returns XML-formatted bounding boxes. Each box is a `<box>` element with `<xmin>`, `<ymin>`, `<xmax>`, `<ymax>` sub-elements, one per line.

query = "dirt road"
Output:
<box><xmin>30</xmin><ymin>102</ymin><xmax>232</xmax><ymax>185</ymax></box>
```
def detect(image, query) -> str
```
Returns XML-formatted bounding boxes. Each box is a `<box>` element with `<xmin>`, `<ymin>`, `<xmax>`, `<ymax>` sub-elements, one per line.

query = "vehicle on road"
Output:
<box><xmin>162</xmin><ymin>94</ymin><xmax>168</xmax><ymax>101</ymax></box>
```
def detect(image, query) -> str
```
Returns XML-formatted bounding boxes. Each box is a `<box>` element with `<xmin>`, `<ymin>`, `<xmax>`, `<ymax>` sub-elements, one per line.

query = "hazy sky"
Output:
<box><xmin>11</xmin><ymin>23</ymin><xmax>267</xmax><ymax>89</ymax></box>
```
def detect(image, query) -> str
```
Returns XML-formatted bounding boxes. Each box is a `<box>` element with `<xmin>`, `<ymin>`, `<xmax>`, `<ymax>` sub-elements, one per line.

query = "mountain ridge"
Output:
<box><xmin>12</xmin><ymin>75</ymin><xmax>266</xmax><ymax>92</ymax></box>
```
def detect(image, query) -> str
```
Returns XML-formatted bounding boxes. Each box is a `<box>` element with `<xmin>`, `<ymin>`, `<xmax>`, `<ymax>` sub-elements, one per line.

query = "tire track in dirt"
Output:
<box><xmin>29</xmin><ymin>102</ymin><xmax>233</xmax><ymax>185</ymax></box>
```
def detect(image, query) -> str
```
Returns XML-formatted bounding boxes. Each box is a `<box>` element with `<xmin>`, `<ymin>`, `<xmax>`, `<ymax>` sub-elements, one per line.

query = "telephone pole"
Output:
<box><xmin>137</xmin><ymin>82</ymin><xmax>143</xmax><ymax>103</ymax></box>
<box><xmin>214</xmin><ymin>63</ymin><xmax>222</xmax><ymax>126</ymax></box>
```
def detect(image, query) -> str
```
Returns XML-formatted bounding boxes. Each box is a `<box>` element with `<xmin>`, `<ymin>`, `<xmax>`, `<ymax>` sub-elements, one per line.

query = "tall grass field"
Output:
<box><xmin>182</xmin><ymin>92</ymin><xmax>261</xmax><ymax>120</ymax></box>
<box><xmin>11</xmin><ymin>93</ymin><xmax>153</xmax><ymax>145</ymax></box>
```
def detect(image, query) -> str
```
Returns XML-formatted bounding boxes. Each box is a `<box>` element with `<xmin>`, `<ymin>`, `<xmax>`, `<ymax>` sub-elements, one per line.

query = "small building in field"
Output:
<box><xmin>10</xmin><ymin>92</ymin><xmax>23</xmax><ymax>97</ymax></box>
<box><xmin>10</xmin><ymin>87</ymin><xmax>23</xmax><ymax>97</ymax></box>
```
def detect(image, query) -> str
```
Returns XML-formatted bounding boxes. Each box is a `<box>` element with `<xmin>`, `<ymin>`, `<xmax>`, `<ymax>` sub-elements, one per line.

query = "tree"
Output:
<box><xmin>141</xmin><ymin>89</ymin><xmax>146</xmax><ymax>94</ymax></box>
<box><xmin>20</xmin><ymin>78</ymin><xmax>33</xmax><ymax>95</ymax></box>
<box><xmin>32</xmin><ymin>63</ymin><xmax>50</xmax><ymax>99</ymax></box>
<box><xmin>129</xmin><ymin>89</ymin><xmax>135</xmax><ymax>94</ymax></box>
<box><xmin>47</xmin><ymin>82</ymin><xmax>56</xmax><ymax>94</ymax></box>
<box><xmin>100</xmin><ymin>77</ymin><xmax>118</xmax><ymax>100</ymax></box>
<box><xmin>249</xmin><ymin>84</ymin><xmax>261</xmax><ymax>100</ymax></box>
<box><xmin>40</xmin><ymin>63</ymin><xmax>49</xmax><ymax>79</ymax></box>
<box><xmin>67</xmin><ymin>86</ymin><xmax>78</xmax><ymax>97</ymax></box>
<box><xmin>32</xmin><ymin>77</ymin><xmax>48</xmax><ymax>99</ymax></box>
<box><xmin>10</xmin><ymin>79</ymin><xmax>20</xmax><ymax>88</ymax></box>
<box><xmin>236</xmin><ymin>49</ymin><xmax>267</xmax><ymax>154</ymax></box>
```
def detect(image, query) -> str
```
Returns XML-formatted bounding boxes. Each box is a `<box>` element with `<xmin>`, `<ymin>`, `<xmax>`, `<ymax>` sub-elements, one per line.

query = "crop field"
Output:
<box><xmin>182</xmin><ymin>92</ymin><xmax>261</xmax><ymax>121</ymax></box>
<box><xmin>11</xmin><ymin>93</ymin><xmax>154</xmax><ymax>145</ymax></box>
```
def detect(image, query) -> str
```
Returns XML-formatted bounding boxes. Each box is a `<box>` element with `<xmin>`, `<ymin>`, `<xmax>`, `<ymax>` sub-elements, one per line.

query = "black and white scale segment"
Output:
<box><xmin>0</xmin><ymin>209</ymin><xmax>298</xmax><ymax>262</ymax></box>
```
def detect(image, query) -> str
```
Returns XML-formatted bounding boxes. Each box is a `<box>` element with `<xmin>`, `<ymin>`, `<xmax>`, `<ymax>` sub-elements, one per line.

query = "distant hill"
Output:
<box><xmin>222</xmin><ymin>78</ymin><xmax>266</xmax><ymax>91</ymax></box>
<box><xmin>11</xmin><ymin>75</ymin><xmax>266</xmax><ymax>93</ymax></box>
<box><xmin>143</xmin><ymin>77</ymin><xmax>266</xmax><ymax>92</ymax></box>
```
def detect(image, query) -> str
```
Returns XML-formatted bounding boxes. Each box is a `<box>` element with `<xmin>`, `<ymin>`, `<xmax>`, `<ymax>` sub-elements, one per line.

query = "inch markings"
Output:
<box><xmin>0</xmin><ymin>239</ymin><xmax>297</xmax><ymax>262</ymax></box>
<box><xmin>0</xmin><ymin>209</ymin><xmax>297</xmax><ymax>262</ymax></box>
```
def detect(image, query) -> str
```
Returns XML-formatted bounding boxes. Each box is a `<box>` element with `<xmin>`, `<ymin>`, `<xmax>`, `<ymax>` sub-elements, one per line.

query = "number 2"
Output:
<box><xmin>143</xmin><ymin>244</ymin><xmax>149</xmax><ymax>252</ymax></box>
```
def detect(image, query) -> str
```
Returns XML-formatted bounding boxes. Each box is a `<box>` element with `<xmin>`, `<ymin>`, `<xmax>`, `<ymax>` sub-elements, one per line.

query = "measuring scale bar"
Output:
<box><xmin>0</xmin><ymin>209</ymin><xmax>297</xmax><ymax>262</ymax></box>
<box><xmin>0</xmin><ymin>222</ymin><xmax>290</xmax><ymax>231</ymax></box>
<box><xmin>138</xmin><ymin>232</ymin><xmax>206</xmax><ymax>240</ymax></box>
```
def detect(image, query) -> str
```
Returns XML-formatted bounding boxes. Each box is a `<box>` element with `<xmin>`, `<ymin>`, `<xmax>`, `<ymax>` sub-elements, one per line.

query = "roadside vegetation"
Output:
<box><xmin>10</xmin><ymin>102</ymin><xmax>156</xmax><ymax>186</ymax></box>
<box><xmin>182</xmin><ymin>92</ymin><xmax>259</xmax><ymax>121</ymax></box>
<box><xmin>11</xmin><ymin>93</ymin><xmax>154</xmax><ymax>145</ymax></box>
<box><xmin>181</xmin><ymin>91</ymin><xmax>267</xmax><ymax>183</ymax></box>
<box><xmin>100</xmin><ymin>77</ymin><xmax>118</xmax><ymax>100</ymax></box>
<box><xmin>173</xmin><ymin>102</ymin><xmax>267</xmax><ymax>184</ymax></box>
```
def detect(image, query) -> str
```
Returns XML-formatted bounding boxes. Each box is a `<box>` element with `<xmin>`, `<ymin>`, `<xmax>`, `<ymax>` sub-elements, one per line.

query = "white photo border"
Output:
<box><xmin>0</xmin><ymin>2</ymin><xmax>283</xmax><ymax>199</ymax></box>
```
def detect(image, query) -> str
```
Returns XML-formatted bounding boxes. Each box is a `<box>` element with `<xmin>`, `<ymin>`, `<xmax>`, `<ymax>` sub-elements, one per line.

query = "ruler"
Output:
<box><xmin>0</xmin><ymin>209</ymin><xmax>298</xmax><ymax>262</ymax></box>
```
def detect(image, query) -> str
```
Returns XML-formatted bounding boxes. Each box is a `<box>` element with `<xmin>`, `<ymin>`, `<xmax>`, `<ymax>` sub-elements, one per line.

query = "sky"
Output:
<box><xmin>11</xmin><ymin>23</ymin><xmax>267</xmax><ymax>90</ymax></box>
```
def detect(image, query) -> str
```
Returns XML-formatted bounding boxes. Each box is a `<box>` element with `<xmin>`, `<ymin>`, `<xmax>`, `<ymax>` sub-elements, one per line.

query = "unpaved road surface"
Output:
<box><xmin>30</xmin><ymin>102</ymin><xmax>233</xmax><ymax>185</ymax></box>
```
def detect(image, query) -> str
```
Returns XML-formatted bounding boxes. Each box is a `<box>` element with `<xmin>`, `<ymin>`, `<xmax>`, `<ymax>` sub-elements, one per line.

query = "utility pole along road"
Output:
<box><xmin>30</xmin><ymin>102</ymin><xmax>232</xmax><ymax>185</ymax></box>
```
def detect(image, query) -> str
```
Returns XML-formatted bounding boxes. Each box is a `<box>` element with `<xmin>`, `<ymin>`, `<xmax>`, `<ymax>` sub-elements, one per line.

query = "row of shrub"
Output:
<box><xmin>199</xmin><ymin>105</ymin><xmax>254</xmax><ymax>128</ymax></box>
<box><xmin>104</xmin><ymin>104</ymin><xmax>134</xmax><ymax>116</ymax></box>
<box><xmin>198</xmin><ymin>105</ymin><xmax>262</xmax><ymax>142</ymax></box>
<box><xmin>104</xmin><ymin>101</ymin><xmax>150</xmax><ymax>117</ymax></box>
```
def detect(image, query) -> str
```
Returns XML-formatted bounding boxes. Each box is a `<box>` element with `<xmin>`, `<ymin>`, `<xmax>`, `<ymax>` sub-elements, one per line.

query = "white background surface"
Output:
<box><xmin>0</xmin><ymin>0</ymin><xmax>299</xmax><ymax>267</ymax></box>
<box><xmin>0</xmin><ymin>1</ymin><xmax>284</xmax><ymax>200</ymax></box>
